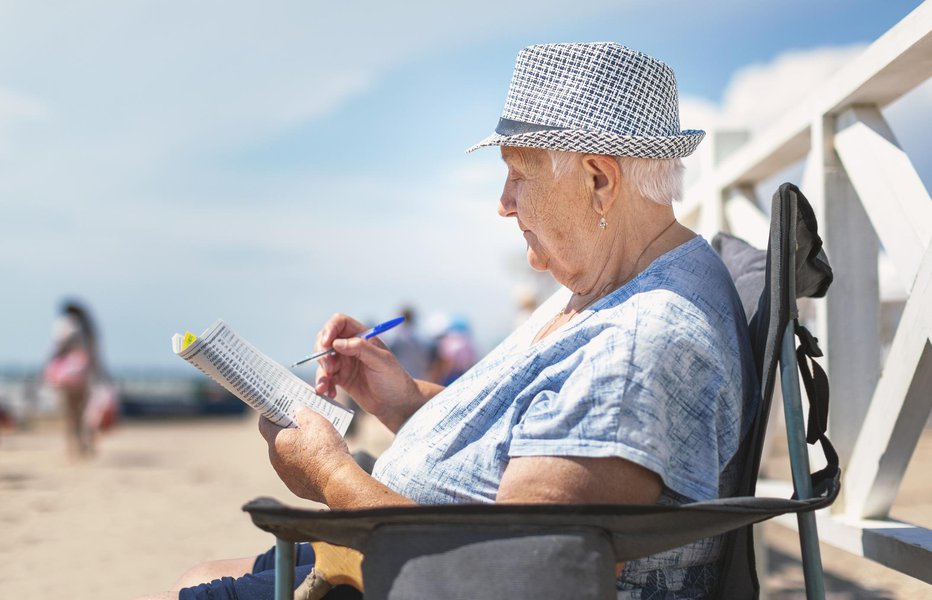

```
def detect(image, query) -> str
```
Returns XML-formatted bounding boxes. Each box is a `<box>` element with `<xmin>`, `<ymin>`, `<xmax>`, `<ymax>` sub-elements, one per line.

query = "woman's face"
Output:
<box><xmin>498</xmin><ymin>147</ymin><xmax>592</xmax><ymax>280</ymax></box>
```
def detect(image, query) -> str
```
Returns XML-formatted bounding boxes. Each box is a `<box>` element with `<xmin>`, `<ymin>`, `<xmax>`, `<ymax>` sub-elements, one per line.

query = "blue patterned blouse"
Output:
<box><xmin>372</xmin><ymin>236</ymin><xmax>758</xmax><ymax>598</ymax></box>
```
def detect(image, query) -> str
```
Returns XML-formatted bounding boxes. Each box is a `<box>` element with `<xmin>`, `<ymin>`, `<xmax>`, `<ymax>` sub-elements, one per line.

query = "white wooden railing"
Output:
<box><xmin>676</xmin><ymin>1</ymin><xmax>932</xmax><ymax>586</ymax></box>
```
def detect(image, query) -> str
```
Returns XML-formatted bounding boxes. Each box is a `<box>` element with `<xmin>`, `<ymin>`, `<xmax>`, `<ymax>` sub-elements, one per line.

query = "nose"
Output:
<box><xmin>498</xmin><ymin>183</ymin><xmax>517</xmax><ymax>218</ymax></box>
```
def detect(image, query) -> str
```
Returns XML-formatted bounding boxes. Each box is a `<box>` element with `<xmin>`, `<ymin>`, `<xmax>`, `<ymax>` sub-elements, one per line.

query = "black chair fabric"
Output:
<box><xmin>710</xmin><ymin>232</ymin><xmax>766</xmax><ymax>322</ymax></box>
<box><xmin>243</xmin><ymin>182</ymin><xmax>840</xmax><ymax>599</ymax></box>
<box><xmin>363</xmin><ymin>526</ymin><xmax>616</xmax><ymax>600</ymax></box>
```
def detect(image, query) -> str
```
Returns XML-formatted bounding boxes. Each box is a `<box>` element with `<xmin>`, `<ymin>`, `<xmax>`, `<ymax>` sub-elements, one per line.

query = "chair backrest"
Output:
<box><xmin>711</xmin><ymin>182</ymin><xmax>834</xmax><ymax>598</ymax></box>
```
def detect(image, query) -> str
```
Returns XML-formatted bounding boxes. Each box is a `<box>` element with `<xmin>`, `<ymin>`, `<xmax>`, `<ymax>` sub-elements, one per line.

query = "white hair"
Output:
<box><xmin>547</xmin><ymin>150</ymin><xmax>684</xmax><ymax>206</ymax></box>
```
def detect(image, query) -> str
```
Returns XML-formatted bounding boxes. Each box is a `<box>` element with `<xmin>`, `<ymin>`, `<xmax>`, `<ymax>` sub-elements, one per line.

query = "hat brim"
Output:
<box><xmin>465</xmin><ymin>128</ymin><xmax>705</xmax><ymax>159</ymax></box>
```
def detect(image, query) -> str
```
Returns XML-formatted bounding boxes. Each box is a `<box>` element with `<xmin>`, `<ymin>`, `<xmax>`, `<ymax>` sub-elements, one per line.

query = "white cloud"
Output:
<box><xmin>0</xmin><ymin>88</ymin><xmax>47</xmax><ymax>120</ymax></box>
<box><xmin>448</xmin><ymin>160</ymin><xmax>506</xmax><ymax>191</ymax></box>
<box><xmin>680</xmin><ymin>44</ymin><xmax>867</xmax><ymax>132</ymax></box>
<box><xmin>269</xmin><ymin>71</ymin><xmax>374</xmax><ymax>129</ymax></box>
<box><xmin>678</xmin><ymin>96</ymin><xmax>720</xmax><ymax>134</ymax></box>
<box><xmin>0</xmin><ymin>88</ymin><xmax>49</xmax><ymax>155</ymax></box>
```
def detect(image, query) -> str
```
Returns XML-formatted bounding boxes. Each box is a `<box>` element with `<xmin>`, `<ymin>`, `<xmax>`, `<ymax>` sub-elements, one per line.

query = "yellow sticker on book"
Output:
<box><xmin>182</xmin><ymin>332</ymin><xmax>197</xmax><ymax>350</ymax></box>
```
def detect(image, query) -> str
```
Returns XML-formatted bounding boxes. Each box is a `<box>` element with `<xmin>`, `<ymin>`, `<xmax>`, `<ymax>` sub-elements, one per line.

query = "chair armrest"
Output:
<box><xmin>243</xmin><ymin>478</ymin><xmax>838</xmax><ymax>563</ymax></box>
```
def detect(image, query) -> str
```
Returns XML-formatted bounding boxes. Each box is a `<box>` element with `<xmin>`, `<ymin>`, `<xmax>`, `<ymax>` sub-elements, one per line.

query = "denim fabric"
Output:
<box><xmin>373</xmin><ymin>236</ymin><xmax>758</xmax><ymax>598</ymax></box>
<box><xmin>251</xmin><ymin>542</ymin><xmax>316</xmax><ymax>573</ymax></box>
<box><xmin>616</xmin><ymin>485</ymin><xmax>733</xmax><ymax>599</ymax></box>
<box><xmin>178</xmin><ymin>543</ymin><xmax>315</xmax><ymax>600</ymax></box>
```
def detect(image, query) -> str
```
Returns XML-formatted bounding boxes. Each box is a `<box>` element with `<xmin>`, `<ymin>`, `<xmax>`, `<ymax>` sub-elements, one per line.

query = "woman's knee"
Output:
<box><xmin>173</xmin><ymin>556</ymin><xmax>255</xmax><ymax>590</ymax></box>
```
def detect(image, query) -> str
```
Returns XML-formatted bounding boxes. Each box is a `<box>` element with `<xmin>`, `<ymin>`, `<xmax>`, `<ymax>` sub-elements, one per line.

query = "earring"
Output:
<box><xmin>598</xmin><ymin>216</ymin><xmax>607</xmax><ymax>230</ymax></box>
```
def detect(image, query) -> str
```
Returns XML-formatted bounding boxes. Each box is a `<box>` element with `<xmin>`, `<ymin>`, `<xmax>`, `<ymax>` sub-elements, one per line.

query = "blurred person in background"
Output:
<box><xmin>0</xmin><ymin>399</ymin><xmax>11</xmax><ymax>432</ymax></box>
<box><xmin>513</xmin><ymin>286</ymin><xmax>540</xmax><ymax>329</ymax></box>
<box><xmin>386</xmin><ymin>306</ymin><xmax>431</xmax><ymax>381</ymax></box>
<box><xmin>427</xmin><ymin>315</ymin><xmax>478</xmax><ymax>385</ymax></box>
<box><xmin>42</xmin><ymin>300</ymin><xmax>116</xmax><ymax>458</ymax></box>
<box><xmin>43</xmin><ymin>301</ymin><xmax>101</xmax><ymax>458</ymax></box>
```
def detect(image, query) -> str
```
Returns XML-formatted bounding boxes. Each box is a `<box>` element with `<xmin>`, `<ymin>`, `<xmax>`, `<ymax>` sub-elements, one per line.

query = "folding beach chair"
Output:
<box><xmin>243</xmin><ymin>182</ymin><xmax>840</xmax><ymax>600</ymax></box>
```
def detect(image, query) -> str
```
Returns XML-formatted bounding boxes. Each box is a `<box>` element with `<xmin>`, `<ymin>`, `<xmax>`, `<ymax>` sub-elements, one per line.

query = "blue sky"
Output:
<box><xmin>0</xmin><ymin>0</ymin><xmax>927</xmax><ymax>373</ymax></box>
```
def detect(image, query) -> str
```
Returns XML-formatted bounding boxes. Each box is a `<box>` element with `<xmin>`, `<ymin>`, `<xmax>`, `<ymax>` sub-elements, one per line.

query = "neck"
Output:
<box><xmin>533</xmin><ymin>210</ymin><xmax>690</xmax><ymax>345</ymax></box>
<box><xmin>565</xmin><ymin>206</ymin><xmax>683</xmax><ymax>313</ymax></box>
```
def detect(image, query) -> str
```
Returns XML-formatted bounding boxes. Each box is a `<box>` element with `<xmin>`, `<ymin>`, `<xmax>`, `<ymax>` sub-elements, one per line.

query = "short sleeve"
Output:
<box><xmin>508</xmin><ymin>292</ymin><xmax>741</xmax><ymax>501</ymax></box>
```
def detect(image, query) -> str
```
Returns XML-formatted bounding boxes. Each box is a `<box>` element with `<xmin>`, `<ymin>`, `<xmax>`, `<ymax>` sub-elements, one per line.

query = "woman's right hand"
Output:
<box><xmin>313</xmin><ymin>314</ymin><xmax>428</xmax><ymax>433</ymax></box>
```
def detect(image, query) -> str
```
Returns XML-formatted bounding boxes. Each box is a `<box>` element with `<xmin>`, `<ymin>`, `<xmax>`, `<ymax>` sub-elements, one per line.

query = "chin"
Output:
<box><xmin>526</xmin><ymin>249</ymin><xmax>549</xmax><ymax>272</ymax></box>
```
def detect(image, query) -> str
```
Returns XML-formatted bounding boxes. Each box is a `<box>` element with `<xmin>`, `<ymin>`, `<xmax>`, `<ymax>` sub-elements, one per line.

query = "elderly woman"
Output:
<box><xmin>157</xmin><ymin>42</ymin><xmax>757</xmax><ymax>600</ymax></box>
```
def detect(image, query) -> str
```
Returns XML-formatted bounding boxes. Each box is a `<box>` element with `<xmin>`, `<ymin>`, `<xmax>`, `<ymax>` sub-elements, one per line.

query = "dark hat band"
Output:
<box><xmin>495</xmin><ymin>118</ymin><xmax>568</xmax><ymax>136</ymax></box>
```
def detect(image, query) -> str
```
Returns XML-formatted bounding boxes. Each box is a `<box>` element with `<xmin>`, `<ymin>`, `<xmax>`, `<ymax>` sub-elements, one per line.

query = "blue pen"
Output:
<box><xmin>290</xmin><ymin>316</ymin><xmax>406</xmax><ymax>368</ymax></box>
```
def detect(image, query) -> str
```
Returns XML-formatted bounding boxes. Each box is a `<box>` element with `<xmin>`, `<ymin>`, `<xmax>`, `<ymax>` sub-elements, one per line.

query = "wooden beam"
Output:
<box><xmin>679</xmin><ymin>129</ymin><xmax>752</xmax><ymax>235</ymax></box>
<box><xmin>696</xmin><ymin>131</ymin><xmax>753</xmax><ymax>239</ymax></box>
<box><xmin>774</xmin><ymin>512</ymin><xmax>932</xmax><ymax>585</ymax></box>
<box><xmin>788</xmin><ymin>514</ymin><xmax>931</xmax><ymax>585</ymax></box>
<box><xmin>844</xmin><ymin>245</ymin><xmax>932</xmax><ymax>519</ymax></box>
<box><xmin>697</xmin><ymin>189</ymin><xmax>726</xmax><ymax>240</ymax></box>
<box><xmin>758</xmin><ymin>479</ymin><xmax>932</xmax><ymax>585</ymax></box>
<box><xmin>834</xmin><ymin>105</ymin><xmax>932</xmax><ymax>291</ymax></box>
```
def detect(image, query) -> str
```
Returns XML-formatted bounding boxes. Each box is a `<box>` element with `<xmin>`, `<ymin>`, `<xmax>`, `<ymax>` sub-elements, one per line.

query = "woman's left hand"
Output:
<box><xmin>258</xmin><ymin>409</ymin><xmax>353</xmax><ymax>504</ymax></box>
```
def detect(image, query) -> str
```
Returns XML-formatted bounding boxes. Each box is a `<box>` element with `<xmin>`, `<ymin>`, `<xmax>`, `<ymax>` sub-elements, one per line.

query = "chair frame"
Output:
<box><xmin>776</xmin><ymin>195</ymin><xmax>825</xmax><ymax>599</ymax></box>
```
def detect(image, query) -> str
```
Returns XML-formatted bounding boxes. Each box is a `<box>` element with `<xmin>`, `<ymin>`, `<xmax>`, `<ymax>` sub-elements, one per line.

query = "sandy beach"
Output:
<box><xmin>0</xmin><ymin>413</ymin><xmax>393</xmax><ymax>600</ymax></box>
<box><xmin>0</xmin><ymin>414</ymin><xmax>928</xmax><ymax>599</ymax></box>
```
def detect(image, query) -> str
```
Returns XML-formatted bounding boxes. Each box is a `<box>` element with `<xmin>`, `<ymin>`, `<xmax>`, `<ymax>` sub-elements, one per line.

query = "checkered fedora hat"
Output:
<box><xmin>467</xmin><ymin>42</ymin><xmax>704</xmax><ymax>158</ymax></box>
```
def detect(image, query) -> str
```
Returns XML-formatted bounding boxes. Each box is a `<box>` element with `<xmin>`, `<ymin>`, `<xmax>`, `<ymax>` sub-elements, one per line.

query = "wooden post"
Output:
<box><xmin>698</xmin><ymin>130</ymin><xmax>750</xmax><ymax>239</ymax></box>
<box><xmin>803</xmin><ymin>115</ymin><xmax>881</xmax><ymax>484</ymax></box>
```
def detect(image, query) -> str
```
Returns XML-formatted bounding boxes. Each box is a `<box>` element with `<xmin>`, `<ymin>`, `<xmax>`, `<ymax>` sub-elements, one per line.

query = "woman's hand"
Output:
<box><xmin>313</xmin><ymin>313</ymin><xmax>435</xmax><ymax>432</ymax></box>
<box><xmin>258</xmin><ymin>409</ymin><xmax>354</xmax><ymax>503</ymax></box>
<box><xmin>258</xmin><ymin>408</ymin><xmax>415</xmax><ymax>509</ymax></box>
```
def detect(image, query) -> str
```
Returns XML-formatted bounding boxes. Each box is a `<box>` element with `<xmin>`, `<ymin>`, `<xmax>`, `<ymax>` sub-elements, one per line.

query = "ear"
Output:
<box><xmin>580</xmin><ymin>154</ymin><xmax>622</xmax><ymax>216</ymax></box>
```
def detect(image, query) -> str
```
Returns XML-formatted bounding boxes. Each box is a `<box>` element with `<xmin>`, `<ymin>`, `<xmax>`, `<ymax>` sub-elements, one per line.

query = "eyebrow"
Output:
<box><xmin>501</xmin><ymin>149</ymin><xmax>525</xmax><ymax>170</ymax></box>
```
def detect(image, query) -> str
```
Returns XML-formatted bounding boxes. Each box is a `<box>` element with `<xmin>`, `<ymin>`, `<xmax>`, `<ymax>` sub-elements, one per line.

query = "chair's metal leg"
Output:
<box><xmin>779</xmin><ymin>320</ymin><xmax>826</xmax><ymax>600</ymax></box>
<box><xmin>275</xmin><ymin>537</ymin><xmax>296</xmax><ymax>600</ymax></box>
